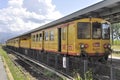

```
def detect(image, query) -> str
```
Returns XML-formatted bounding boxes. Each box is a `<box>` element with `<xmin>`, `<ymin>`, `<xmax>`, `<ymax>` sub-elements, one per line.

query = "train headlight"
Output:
<box><xmin>104</xmin><ymin>44</ymin><xmax>111</xmax><ymax>48</ymax></box>
<box><xmin>80</xmin><ymin>44</ymin><xmax>85</xmax><ymax>48</ymax></box>
<box><xmin>108</xmin><ymin>44</ymin><xmax>111</xmax><ymax>48</ymax></box>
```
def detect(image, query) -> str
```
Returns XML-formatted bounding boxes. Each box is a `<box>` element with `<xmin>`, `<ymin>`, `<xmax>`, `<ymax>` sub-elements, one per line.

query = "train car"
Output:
<box><xmin>20</xmin><ymin>37</ymin><xmax>31</xmax><ymax>49</ymax></box>
<box><xmin>6</xmin><ymin>40</ymin><xmax>10</xmax><ymax>47</ymax></box>
<box><xmin>6</xmin><ymin>39</ymin><xmax>15</xmax><ymax>47</ymax></box>
<box><xmin>19</xmin><ymin>35</ymin><xmax>31</xmax><ymax>54</ymax></box>
<box><xmin>44</xmin><ymin>27</ymin><xmax>58</xmax><ymax>52</ymax></box>
<box><xmin>31</xmin><ymin>31</ymin><xmax>43</xmax><ymax>50</ymax></box>
<box><xmin>11</xmin><ymin>38</ymin><xmax>20</xmax><ymax>51</ymax></box>
<box><xmin>14</xmin><ymin>38</ymin><xmax>20</xmax><ymax>48</ymax></box>
<box><xmin>56</xmin><ymin>18</ymin><xmax>110</xmax><ymax>60</ymax></box>
<box><xmin>29</xmin><ymin>18</ymin><xmax>111</xmax><ymax>61</ymax></box>
<box><xmin>6</xmin><ymin>17</ymin><xmax>111</xmax><ymax>62</ymax></box>
<box><xmin>72</xmin><ymin>18</ymin><xmax>111</xmax><ymax>60</ymax></box>
<box><xmin>31</xmin><ymin>27</ymin><xmax>58</xmax><ymax>52</ymax></box>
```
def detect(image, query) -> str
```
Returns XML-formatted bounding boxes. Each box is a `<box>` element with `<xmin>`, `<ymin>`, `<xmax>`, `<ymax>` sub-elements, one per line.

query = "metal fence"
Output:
<box><xmin>5</xmin><ymin>46</ymin><xmax>120</xmax><ymax>80</ymax></box>
<box><xmin>66</xmin><ymin>57</ymin><xmax>120</xmax><ymax>80</ymax></box>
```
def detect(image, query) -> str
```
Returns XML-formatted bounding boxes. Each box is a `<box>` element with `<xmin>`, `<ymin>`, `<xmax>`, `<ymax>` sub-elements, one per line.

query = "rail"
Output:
<box><xmin>5</xmin><ymin>48</ymin><xmax>74</xmax><ymax>80</ymax></box>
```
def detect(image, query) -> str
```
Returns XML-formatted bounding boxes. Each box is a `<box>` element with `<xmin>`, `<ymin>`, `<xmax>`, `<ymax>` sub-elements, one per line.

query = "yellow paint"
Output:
<box><xmin>31</xmin><ymin>32</ymin><xmax>43</xmax><ymax>50</ymax></box>
<box><xmin>20</xmin><ymin>39</ymin><xmax>31</xmax><ymax>48</ymax></box>
<box><xmin>44</xmin><ymin>28</ymin><xmax>58</xmax><ymax>51</ymax></box>
<box><xmin>7</xmin><ymin>18</ymin><xmax>110</xmax><ymax>56</ymax></box>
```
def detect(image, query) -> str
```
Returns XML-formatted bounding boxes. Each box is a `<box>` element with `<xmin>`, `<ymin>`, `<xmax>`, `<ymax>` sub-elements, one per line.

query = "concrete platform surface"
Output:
<box><xmin>0</xmin><ymin>56</ymin><xmax>8</xmax><ymax>80</ymax></box>
<box><xmin>109</xmin><ymin>56</ymin><xmax>120</xmax><ymax>60</ymax></box>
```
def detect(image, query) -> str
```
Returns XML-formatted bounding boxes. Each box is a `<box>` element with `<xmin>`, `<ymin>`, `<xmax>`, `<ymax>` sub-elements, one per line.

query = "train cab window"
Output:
<box><xmin>61</xmin><ymin>28</ymin><xmax>66</xmax><ymax>40</ymax></box>
<box><xmin>39</xmin><ymin>33</ymin><xmax>42</xmax><ymax>41</ymax></box>
<box><xmin>45</xmin><ymin>32</ymin><xmax>49</xmax><ymax>41</ymax></box>
<box><xmin>50</xmin><ymin>31</ymin><xmax>54</xmax><ymax>41</ymax></box>
<box><xmin>102</xmin><ymin>23</ymin><xmax>110</xmax><ymax>39</ymax></box>
<box><xmin>77</xmin><ymin>22</ymin><xmax>91</xmax><ymax>39</ymax></box>
<box><xmin>92</xmin><ymin>22</ymin><xmax>101</xmax><ymax>39</ymax></box>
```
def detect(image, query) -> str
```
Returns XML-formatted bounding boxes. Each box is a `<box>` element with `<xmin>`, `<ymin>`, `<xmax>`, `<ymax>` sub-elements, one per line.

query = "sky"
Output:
<box><xmin>0</xmin><ymin>0</ymin><xmax>103</xmax><ymax>36</ymax></box>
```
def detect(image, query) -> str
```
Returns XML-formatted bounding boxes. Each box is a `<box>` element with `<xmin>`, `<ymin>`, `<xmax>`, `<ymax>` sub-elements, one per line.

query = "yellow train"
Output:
<box><xmin>6</xmin><ymin>18</ymin><xmax>111</xmax><ymax>61</ymax></box>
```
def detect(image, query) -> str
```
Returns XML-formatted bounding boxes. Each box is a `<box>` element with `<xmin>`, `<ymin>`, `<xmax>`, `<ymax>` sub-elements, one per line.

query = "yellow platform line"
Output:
<box><xmin>2</xmin><ymin>57</ymin><xmax>14</xmax><ymax>80</ymax></box>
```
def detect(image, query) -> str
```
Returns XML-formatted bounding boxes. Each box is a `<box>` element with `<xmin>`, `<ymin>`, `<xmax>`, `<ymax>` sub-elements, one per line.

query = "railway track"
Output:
<box><xmin>8</xmin><ymin>53</ymin><xmax>53</xmax><ymax>80</ymax></box>
<box><xmin>4</xmin><ymin>47</ymin><xmax>120</xmax><ymax>80</ymax></box>
<box><xmin>8</xmin><ymin>54</ymin><xmax>35</xmax><ymax>80</ymax></box>
<box><xmin>17</xmin><ymin>56</ymin><xmax>54</xmax><ymax>80</ymax></box>
<box><xmin>5</xmin><ymin>47</ymin><xmax>74</xmax><ymax>80</ymax></box>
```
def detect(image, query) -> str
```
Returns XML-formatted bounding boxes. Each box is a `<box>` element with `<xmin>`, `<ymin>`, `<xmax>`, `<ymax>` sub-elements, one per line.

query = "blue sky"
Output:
<box><xmin>0</xmin><ymin>0</ymin><xmax>8</xmax><ymax>9</ymax></box>
<box><xmin>0</xmin><ymin>0</ymin><xmax>103</xmax><ymax>34</ymax></box>
<box><xmin>53</xmin><ymin>0</ymin><xmax>103</xmax><ymax>15</ymax></box>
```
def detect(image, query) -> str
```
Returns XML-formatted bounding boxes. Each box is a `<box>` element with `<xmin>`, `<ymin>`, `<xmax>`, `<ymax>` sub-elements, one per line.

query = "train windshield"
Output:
<box><xmin>77</xmin><ymin>22</ymin><xmax>110</xmax><ymax>39</ymax></box>
<box><xmin>92</xmin><ymin>22</ymin><xmax>101</xmax><ymax>39</ymax></box>
<box><xmin>77</xmin><ymin>22</ymin><xmax>91</xmax><ymax>39</ymax></box>
<box><xmin>92</xmin><ymin>22</ymin><xmax>110</xmax><ymax>39</ymax></box>
<box><xmin>102</xmin><ymin>23</ymin><xmax>110</xmax><ymax>39</ymax></box>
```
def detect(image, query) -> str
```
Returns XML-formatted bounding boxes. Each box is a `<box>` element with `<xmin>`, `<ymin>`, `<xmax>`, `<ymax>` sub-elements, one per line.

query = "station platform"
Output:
<box><xmin>112</xmin><ymin>56</ymin><xmax>120</xmax><ymax>59</ymax></box>
<box><xmin>0</xmin><ymin>56</ymin><xmax>8</xmax><ymax>80</ymax></box>
<box><xmin>109</xmin><ymin>56</ymin><xmax>120</xmax><ymax>60</ymax></box>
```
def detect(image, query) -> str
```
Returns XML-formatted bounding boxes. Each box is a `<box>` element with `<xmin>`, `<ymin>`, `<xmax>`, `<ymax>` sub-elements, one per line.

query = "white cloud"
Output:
<box><xmin>8</xmin><ymin>0</ymin><xmax>23</xmax><ymax>8</ymax></box>
<box><xmin>0</xmin><ymin>0</ymin><xmax>62</xmax><ymax>33</ymax></box>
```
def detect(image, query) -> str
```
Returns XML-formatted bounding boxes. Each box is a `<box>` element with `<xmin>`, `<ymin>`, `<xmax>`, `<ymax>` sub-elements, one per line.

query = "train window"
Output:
<box><xmin>102</xmin><ymin>23</ymin><xmax>110</xmax><ymax>39</ymax></box>
<box><xmin>39</xmin><ymin>33</ymin><xmax>42</xmax><ymax>41</ymax></box>
<box><xmin>32</xmin><ymin>35</ymin><xmax>34</xmax><ymax>41</ymax></box>
<box><xmin>16</xmin><ymin>40</ymin><xmax>18</xmax><ymax>43</ymax></box>
<box><xmin>45</xmin><ymin>31</ymin><xmax>49</xmax><ymax>41</ymax></box>
<box><xmin>32</xmin><ymin>35</ymin><xmax>35</xmax><ymax>42</ymax></box>
<box><xmin>62</xmin><ymin>28</ymin><xmax>66</xmax><ymax>40</ymax></box>
<box><xmin>50</xmin><ymin>31</ymin><xmax>54</xmax><ymax>41</ymax></box>
<box><xmin>92</xmin><ymin>22</ymin><xmax>101</xmax><ymax>39</ymax></box>
<box><xmin>77</xmin><ymin>22</ymin><xmax>91</xmax><ymax>39</ymax></box>
<box><xmin>36</xmin><ymin>34</ymin><xmax>39</xmax><ymax>42</ymax></box>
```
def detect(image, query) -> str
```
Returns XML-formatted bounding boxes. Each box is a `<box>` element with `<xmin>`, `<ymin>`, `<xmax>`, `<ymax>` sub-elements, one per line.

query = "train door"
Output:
<box><xmin>42</xmin><ymin>31</ymin><xmax>44</xmax><ymax>50</ymax></box>
<box><xmin>58</xmin><ymin>28</ymin><xmax>61</xmax><ymax>52</ymax></box>
<box><xmin>61</xmin><ymin>26</ymin><xmax>68</xmax><ymax>54</ymax></box>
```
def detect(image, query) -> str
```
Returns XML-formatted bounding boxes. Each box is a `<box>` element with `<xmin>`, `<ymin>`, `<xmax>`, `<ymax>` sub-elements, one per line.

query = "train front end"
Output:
<box><xmin>76</xmin><ymin>18</ymin><xmax>111</xmax><ymax>61</ymax></box>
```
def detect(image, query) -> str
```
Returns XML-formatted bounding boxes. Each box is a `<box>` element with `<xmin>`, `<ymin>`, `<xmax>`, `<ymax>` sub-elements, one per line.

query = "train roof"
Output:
<box><xmin>8</xmin><ymin>0</ymin><xmax>120</xmax><ymax>40</ymax></box>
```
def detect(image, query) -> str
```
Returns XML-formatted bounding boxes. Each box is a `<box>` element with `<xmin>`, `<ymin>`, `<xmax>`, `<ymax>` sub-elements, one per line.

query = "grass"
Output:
<box><xmin>111</xmin><ymin>45</ymin><xmax>120</xmax><ymax>50</ymax></box>
<box><xmin>112</xmin><ymin>40</ymin><xmax>120</xmax><ymax>45</ymax></box>
<box><xmin>0</xmin><ymin>46</ymin><xmax>29</xmax><ymax>80</ymax></box>
<box><xmin>73</xmin><ymin>70</ymin><xmax>93</xmax><ymax>80</ymax></box>
<box><xmin>112</xmin><ymin>53</ymin><xmax>120</xmax><ymax>57</ymax></box>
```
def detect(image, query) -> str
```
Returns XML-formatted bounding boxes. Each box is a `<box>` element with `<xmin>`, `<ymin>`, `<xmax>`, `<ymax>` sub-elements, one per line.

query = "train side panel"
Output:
<box><xmin>61</xmin><ymin>25</ymin><xmax>67</xmax><ymax>54</ymax></box>
<box><xmin>31</xmin><ymin>32</ymin><xmax>43</xmax><ymax>50</ymax></box>
<box><xmin>14</xmin><ymin>38</ymin><xmax>20</xmax><ymax>48</ymax></box>
<box><xmin>44</xmin><ymin>30</ymin><xmax>49</xmax><ymax>51</ymax></box>
<box><xmin>44</xmin><ymin>28</ymin><xmax>58</xmax><ymax>52</ymax></box>
<box><xmin>20</xmin><ymin>38</ymin><xmax>31</xmax><ymax>49</ymax></box>
<box><xmin>67</xmin><ymin>22</ymin><xmax>76</xmax><ymax>55</ymax></box>
<box><xmin>49</xmin><ymin>28</ymin><xmax>58</xmax><ymax>52</ymax></box>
